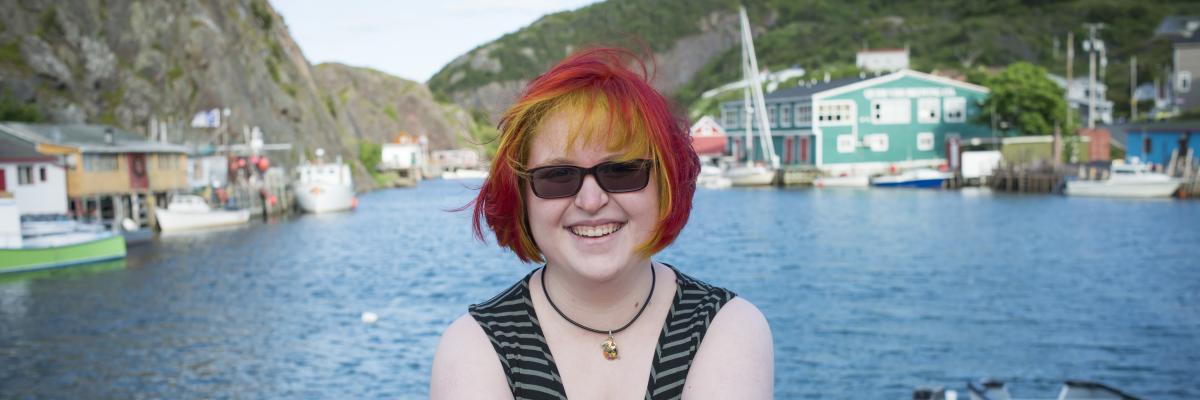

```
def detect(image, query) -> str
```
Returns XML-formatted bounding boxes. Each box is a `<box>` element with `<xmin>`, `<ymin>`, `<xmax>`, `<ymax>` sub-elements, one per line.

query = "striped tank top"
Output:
<box><xmin>468</xmin><ymin>264</ymin><xmax>736</xmax><ymax>400</ymax></box>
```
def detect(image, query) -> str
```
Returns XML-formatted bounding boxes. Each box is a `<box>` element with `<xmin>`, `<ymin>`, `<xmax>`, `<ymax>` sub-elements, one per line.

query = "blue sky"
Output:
<box><xmin>273</xmin><ymin>0</ymin><xmax>600</xmax><ymax>83</ymax></box>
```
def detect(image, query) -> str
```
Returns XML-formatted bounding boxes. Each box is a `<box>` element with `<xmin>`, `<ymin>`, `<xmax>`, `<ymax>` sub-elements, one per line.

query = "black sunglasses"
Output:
<box><xmin>526</xmin><ymin>159</ymin><xmax>653</xmax><ymax>199</ymax></box>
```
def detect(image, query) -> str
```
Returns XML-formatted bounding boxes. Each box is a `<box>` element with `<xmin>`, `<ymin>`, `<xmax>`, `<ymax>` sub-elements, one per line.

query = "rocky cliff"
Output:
<box><xmin>427</xmin><ymin>1</ymin><xmax>748</xmax><ymax>123</ymax></box>
<box><xmin>0</xmin><ymin>0</ymin><xmax>470</xmax><ymax>190</ymax></box>
<box><xmin>313</xmin><ymin>63</ymin><xmax>471</xmax><ymax>152</ymax></box>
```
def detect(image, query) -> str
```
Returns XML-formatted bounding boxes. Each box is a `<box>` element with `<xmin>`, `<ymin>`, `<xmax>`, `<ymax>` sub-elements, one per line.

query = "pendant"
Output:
<box><xmin>601</xmin><ymin>332</ymin><xmax>619</xmax><ymax>360</ymax></box>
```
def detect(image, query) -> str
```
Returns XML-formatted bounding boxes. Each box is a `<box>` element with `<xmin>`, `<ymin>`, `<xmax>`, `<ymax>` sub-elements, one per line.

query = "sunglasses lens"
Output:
<box><xmin>597</xmin><ymin>160</ymin><xmax>651</xmax><ymax>193</ymax></box>
<box><xmin>530</xmin><ymin>166</ymin><xmax>582</xmax><ymax>198</ymax></box>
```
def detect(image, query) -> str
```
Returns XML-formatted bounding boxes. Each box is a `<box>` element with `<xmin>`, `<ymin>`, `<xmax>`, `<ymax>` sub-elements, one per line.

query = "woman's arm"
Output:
<box><xmin>430</xmin><ymin>314</ymin><xmax>512</xmax><ymax>400</ymax></box>
<box><xmin>681</xmin><ymin>297</ymin><xmax>775</xmax><ymax>399</ymax></box>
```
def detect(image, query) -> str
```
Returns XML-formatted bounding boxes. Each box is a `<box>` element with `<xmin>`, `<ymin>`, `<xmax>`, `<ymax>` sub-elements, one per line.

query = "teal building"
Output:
<box><xmin>720</xmin><ymin>70</ymin><xmax>992</xmax><ymax>175</ymax></box>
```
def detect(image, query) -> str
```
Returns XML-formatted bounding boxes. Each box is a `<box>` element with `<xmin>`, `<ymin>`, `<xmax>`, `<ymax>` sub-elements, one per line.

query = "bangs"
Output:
<box><xmin>546</xmin><ymin>89</ymin><xmax>654</xmax><ymax>164</ymax></box>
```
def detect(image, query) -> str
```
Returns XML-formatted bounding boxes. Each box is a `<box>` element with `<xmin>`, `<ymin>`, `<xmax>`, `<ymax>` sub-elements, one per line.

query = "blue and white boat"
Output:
<box><xmin>870</xmin><ymin>168</ymin><xmax>951</xmax><ymax>189</ymax></box>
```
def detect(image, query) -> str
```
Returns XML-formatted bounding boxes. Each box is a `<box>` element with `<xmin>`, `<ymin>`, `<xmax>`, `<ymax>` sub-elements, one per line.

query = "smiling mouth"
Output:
<box><xmin>568</xmin><ymin>222</ymin><xmax>624</xmax><ymax>238</ymax></box>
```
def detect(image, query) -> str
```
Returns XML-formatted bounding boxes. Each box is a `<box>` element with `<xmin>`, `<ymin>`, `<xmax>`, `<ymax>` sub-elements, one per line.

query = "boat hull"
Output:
<box><xmin>814</xmin><ymin>175</ymin><xmax>870</xmax><ymax>188</ymax></box>
<box><xmin>0</xmin><ymin>234</ymin><xmax>126</xmax><ymax>275</ymax></box>
<box><xmin>726</xmin><ymin>167</ymin><xmax>776</xmax><ymax>186</ymax></box>
<box><xmin>294</xmin><ymin>182</ymin><xmax>355</xmax><ymax>213</ymax></box>
<box><xmin>871</xmin><ymin>178</ymin><xmax>947</xmax><ymax>188</ymax></box>
<box><xmin>155</xmin><ymin>208</ymin><xmax>251</xmax><ymax>232</ymax></box>
<box><xmin>1064</xmin><ymin>180</ymin><xmax>1181</xmax><ymax>198</ymax></box>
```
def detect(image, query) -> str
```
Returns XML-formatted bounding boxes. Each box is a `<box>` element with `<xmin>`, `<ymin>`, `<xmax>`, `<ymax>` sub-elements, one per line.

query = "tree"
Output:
<box><xmin>978</xmin><ymin>62</ymin><xmax>1073</xmax><ymax>136</ymax></box>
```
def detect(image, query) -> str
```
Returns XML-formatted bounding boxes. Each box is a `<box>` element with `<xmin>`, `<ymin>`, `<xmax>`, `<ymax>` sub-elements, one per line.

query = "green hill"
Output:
<box><xmin>428</xmin><ymin>0</ymin><xmax>1200</xmax><ymax>123</ymax></box>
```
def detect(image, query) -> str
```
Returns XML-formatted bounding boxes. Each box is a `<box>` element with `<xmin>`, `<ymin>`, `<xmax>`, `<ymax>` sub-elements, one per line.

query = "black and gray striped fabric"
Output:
<box><xmin>468</xmin><ymin>264</ymin><xmax>736</xmax><ymax>400</ymax></box>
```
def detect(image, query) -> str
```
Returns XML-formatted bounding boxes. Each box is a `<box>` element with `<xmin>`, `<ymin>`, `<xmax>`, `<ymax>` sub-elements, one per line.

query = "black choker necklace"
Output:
<box><xmin>541</xmin><ymin>264</ymin><xmax>656</xmax><ymax>361</ymax></box>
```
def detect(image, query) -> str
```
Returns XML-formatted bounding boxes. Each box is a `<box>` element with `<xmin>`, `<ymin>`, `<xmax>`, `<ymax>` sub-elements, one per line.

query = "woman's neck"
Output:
<box><xmin>540</xmin><ymin>259</ymin><xmax>656</xmax><ymax>329</ymax></box>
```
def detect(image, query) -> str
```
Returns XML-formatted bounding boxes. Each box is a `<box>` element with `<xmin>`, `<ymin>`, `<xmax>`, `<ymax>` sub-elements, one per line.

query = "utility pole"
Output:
<box><xmin>1066</xmin><ymin>32</ymin><xmax>1074</xmax><ymax>129</ymax></box>
<box><xmin>1059</xmin><ymin>31</ymin><xmax>1074</xmax><ymax>166</ymax></box>
<box><xmin>1131</xmin><ymin>56</ymin><xmax>1138</xmax><ymax>121</ymax></box>
<box><xmin>1083</xmin><ymin>23</ymin><xmax>1106</xmax><ymax>130</ymax></box>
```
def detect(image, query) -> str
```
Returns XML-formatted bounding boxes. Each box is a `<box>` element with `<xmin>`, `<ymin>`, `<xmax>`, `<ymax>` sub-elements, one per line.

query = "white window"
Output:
<box><xmin>917</xmin><ymin>98</ymin><xmax>940</xmax><ymax>123</ymax></box>
<box><xmin>817</xmin><ymin>101</ymin><xmax>854</xmax><ymax>126</ymax></box>
<box><xmin>795</xmin><ymin>104</ymin><xmax>811</xmax><ymax>126</ymax></box>
<box><xmin>837</xmin><ymin>135</ymin><xmax>856</xmax><ymax>153</ymax></box>
<box><xmin>917</xmin><ymin>132</ymin><xmax>935</xmax><ymax>151</ymax></box>
<box><xmin>944</xmin><ymin>97</ymin><xmax>966</xmax><ymax>122</ymax></box>
<box><xmin>780</xmin><ymin>104</ymin><xmax>792</xmax><ymax>128</ymax></box>
<box><xmin>1179</xmin><ymin>71</ymin><xmax>1192</xmax><ymax>93</ymax></box>
<box><xmin>864</xmin><ymin>134</ymin><xmax>889</xmax><ymax>152</ymax></box>
<box><xmin>83</xmin><ymin>154</ymin><xmax>118</xmax><ymax>171</ymax></box>
<box><xmin>870</xmin><ymin>99</ymin><xmax>911</xmax><ymax>125</ymax></box>
<box><xmin>18</xmin><ymin>165</ymin><xmax>34</xmax><ymax>185</ymax></box>
<box><xmin>722</xmin><ymin>108</ymin><xmax>737</xmax><ymax>129</ymax></box>
<box><xmin>768</xmin><ymin>105</ymin><xmax>777</xmax><ymax>126</ymax></box>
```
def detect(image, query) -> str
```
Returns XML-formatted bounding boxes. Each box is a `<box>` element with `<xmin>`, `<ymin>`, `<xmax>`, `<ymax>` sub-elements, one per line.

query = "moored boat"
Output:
<box><xmin>440</xmin><ymin>168</ymin><xmax>489</xmax><ymax>180</ymax></box>
<box><xmin>294</xmin><ymin>152</ymin><xmax>356</xmax><ymax>213</ymax></box>
<box><xmin>870</xmin><ymin>168</ymin><xmax>951</xmax><ymax>188</ymax></box>
<box><xmin>814</xmin><ymin>174</ymin><xmax>870</xmax><ymax>188</ymax></box>
<box><xmin>0</xmin><ymin>198</ymin><xmax>126</xmax><ymax>275</ymax></box>
<box><xmin>1064</xmin><ymin>163</ymin><xmax>1181</xmax><ymax>198</ymax></box>
<box><xmin>697</xmin><ymin>165</ymin><xmax>733</xmax><ymax>189</ymax></box>
<box><xmin>725</xmin><ymin>165</ymin><xmax>776</xmax><ymax>186</ymax></box>
<box><xmin>154</xmin><ymin>194</ymin><xmax>250</xmax><ymax>232</ymax></box>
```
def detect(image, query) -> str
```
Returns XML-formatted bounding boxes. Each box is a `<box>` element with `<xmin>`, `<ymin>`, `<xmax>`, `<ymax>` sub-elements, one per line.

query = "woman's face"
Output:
<box><xmin>525</xmin><ymin>110</ymin><xmax>659</xmax><ymax>281</ymax></box>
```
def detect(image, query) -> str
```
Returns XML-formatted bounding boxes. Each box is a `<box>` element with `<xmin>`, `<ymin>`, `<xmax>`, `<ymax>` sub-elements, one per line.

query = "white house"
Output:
<box><xmin>1048</xmin><ymin>74</ymin><xmax>1114</xmax><ymax>126</ymax></box>
<box><xmin>380</xmin><ymin>133</ymin><xmax>425</xmax><ymax>170</ymax></box>
<box><xmin>0</xmin><ymin>130</ymin><xmax>68</xmax><ymax>216</ymax></box>
<box><xmin>856</xmin><ymin>48</ymin><xmax>910</xmax><ymax>74</ymax></box>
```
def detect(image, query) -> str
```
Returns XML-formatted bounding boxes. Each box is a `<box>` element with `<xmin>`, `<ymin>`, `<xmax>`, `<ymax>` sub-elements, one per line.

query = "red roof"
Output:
<box><xmin>691</xmin><ymin>136</ymin><xmax>727</xmax><ymax>156</ymax></box>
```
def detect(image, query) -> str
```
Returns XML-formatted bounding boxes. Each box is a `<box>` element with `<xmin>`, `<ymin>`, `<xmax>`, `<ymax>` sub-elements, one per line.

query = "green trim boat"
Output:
<box><xmin>0</xmin><ymin>198</ymin><xmax>127</xmax><ymax>275</ymax></box>
<box><xmin>0</xmin><ymin>233</ymin><xmax>126</xmax><ymax>274</ymax></box>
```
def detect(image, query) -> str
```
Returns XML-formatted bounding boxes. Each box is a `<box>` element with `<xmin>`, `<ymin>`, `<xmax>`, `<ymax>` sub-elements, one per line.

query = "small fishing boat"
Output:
<box><xmin>441</xmin><ymin>168</ymin><xmax>489</xmax><ymax>180</ymax></box>
<box><xmin>1064</xmin><ymin>163</ymin><xmax>1181</xmax><ymax>198</ymax></box>
<box><xmin>154</xmin><ymin>194</ymin><xmax>250</xmax><ymax>232</ymax></box>
<box><xmin>725</xmin><ymin>165</ymin><xmax>776</xmax><ymax>187</ymax></box>
<box><xmin>294</xmin><ymin>150</ymin><xmax>356</xmax><ymax>213</ymax></box>
<box><xmin>0</xmin><ymin>199</ymin><xmax>126</xmax><ymax>274</ymax></box>
<box><xmin>914</xmin><ymin>378</ymin><xmax>1142</xmax><ymax>400</ymax></box>
<box><xmin>697</xmin><ymin>165</ymin><xmax>732</xmax><ymax>189</ymax></box>
<box><xmin>813</xmin><ymin>174</ymin><xmax>870</xmax><ymax>188</ymax></box>
<box><xmin>870</xmin><ymin>168</ymin><xmax>951</xmax><ymax>188</ymax></box>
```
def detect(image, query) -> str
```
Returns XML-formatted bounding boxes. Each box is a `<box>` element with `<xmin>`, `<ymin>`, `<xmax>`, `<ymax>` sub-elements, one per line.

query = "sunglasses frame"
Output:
<box><xmin>525</xmin><ymin>159</ymin><xmax>654</xmax><ymax>199</ymax></box>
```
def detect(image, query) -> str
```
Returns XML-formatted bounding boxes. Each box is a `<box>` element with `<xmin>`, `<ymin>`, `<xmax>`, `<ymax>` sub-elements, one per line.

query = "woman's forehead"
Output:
<box><xmin>527</xmin><ymin>109</ymin><xmax>647</xmax><ymax>166</ymax></box>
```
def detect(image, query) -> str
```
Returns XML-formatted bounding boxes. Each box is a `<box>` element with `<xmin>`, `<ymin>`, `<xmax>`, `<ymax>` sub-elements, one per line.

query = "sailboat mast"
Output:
<box><xmin>739</xmin><ymin>6</ymin><xmax>778</xmax><ymax>169</ymax></box>
<box><xmin>742</xmin><ymin>28</ymin><xmax>754</xmax><ymax>168</ymax></box>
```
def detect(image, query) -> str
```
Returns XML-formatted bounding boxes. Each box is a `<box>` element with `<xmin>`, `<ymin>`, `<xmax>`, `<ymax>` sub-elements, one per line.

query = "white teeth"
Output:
<box><xmin>570</xmin><ymin>223</ymin><xmax>622</xmax><ymax>238</ymax></box>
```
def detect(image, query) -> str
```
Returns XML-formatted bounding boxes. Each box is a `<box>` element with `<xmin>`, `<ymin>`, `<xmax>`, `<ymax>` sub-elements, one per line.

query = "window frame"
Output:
<box><xmin>917</xmin><ymin>132</ymin><xmax>935</xmax><ymax>151</ymax></box>
<box><xmin>943</xmin><ymin>97</ymin><xmax>967</xmax><ymax>123</ymax></box>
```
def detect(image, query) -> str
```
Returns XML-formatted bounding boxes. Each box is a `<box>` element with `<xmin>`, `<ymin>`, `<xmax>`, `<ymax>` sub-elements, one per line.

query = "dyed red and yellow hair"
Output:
<box><xmin>470</xmin><ymin>47</ymin><xmax>700</xmax><ymax>263</ymax></box>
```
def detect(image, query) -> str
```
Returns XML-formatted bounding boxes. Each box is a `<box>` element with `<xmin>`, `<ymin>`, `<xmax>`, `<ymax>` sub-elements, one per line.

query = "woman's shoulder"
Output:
<box><xmin>430</xmin><ymin>314</ymin><xmax>512</xmax><ymax>399</ymax></box>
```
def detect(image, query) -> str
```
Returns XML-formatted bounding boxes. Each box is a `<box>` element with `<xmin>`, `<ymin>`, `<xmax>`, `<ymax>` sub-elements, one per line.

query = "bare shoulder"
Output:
<box><xmin>430</xmin><ymin>314</ymin><xmax>512</xmax><ymax>400</ymax></box>
<box><xmin>682</xmin><ymin>297</ymin><xmax>774</xmax><ymax>399</ymax></box>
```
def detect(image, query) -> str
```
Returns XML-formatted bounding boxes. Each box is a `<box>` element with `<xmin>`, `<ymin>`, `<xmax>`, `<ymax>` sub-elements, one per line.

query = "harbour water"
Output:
<box><xmin>1</xmin><ymin>179</ymin><xmax>1198</xmax><ymax>398</ymax></box>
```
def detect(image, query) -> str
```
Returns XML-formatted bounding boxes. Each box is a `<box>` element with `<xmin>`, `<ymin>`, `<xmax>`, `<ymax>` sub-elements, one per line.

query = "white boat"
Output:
<box><xmin>294</xmin><ymin>151</ymin><xmax>356</xmax><ymax>214</ymax></box>
<box><xmin>697</xmin><ymin>165</ymin><xmax>732</xmax><ymax>189</ymax></box>
<box><xmin>724</xmin><ymin>6</ymin><xmax>779</xmax><ymax>187</ymax></box>
<box><xmin>441</xmin><ymin>169</ymin><xmax>488</xmax><ymax>180</ymax></box>
<box><xmin>870</xmin><ymin>168</ymin><xmax>952</xmax><ymax>189</ymax></box>
<box><xmin>154</xmin><ymin>194</ymin><xmax>250</xmax><ymax>232</ymax></box>
<box><xmin>1065</xmin><ymin>163</ymin><xmax>1181</xmax><ymax>198</ymax></box>
<box><xmin>1</xmin><ymin>200</ymin><xmax>126</xmax><ymax>274</ymax></box>
<box><xmin>725</xmin><ymin>165</ymin><xmax>775</xmax><ymax>186</ymax></box>
<box><xmin>813</xmin><ymin>174</ymin><xmax>870</xmax><ymax>188</ymax></box>
<box><xmin>916</xmin><ymin>378</ymin><xmax>1142</xmax><ymax>400</ymax></box>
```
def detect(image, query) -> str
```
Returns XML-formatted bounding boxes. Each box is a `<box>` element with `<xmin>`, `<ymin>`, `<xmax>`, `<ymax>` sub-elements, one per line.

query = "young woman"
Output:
<box><xmin>431</xmin><ymin>47</ymin><xmax>773</xmax><ymax>399</ymax></box>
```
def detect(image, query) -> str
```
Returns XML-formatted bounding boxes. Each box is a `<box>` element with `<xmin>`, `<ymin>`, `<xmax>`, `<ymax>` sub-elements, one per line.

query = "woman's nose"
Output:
<box><xmin>573</xmin><ymin>174</ymin><xmax>609</xmax><ymax>212</ymax></box>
